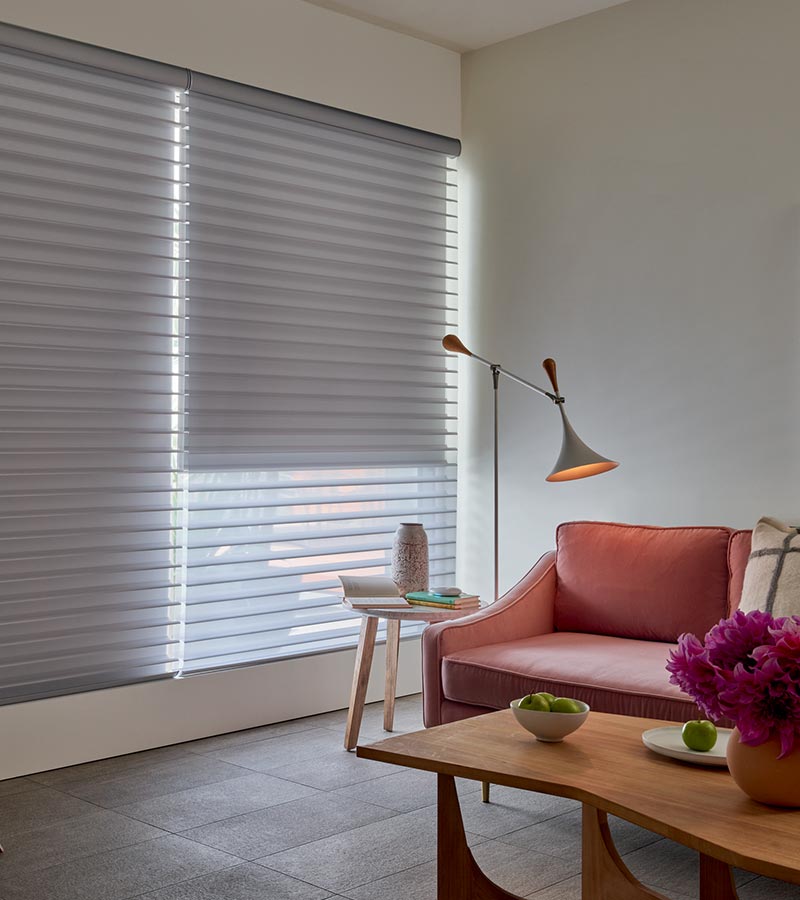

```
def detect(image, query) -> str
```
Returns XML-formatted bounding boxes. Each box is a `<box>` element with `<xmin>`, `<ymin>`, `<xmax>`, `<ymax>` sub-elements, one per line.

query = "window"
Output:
<box><xmin>181</xmin><ymin>93</ymin><xmax>458</xmax><ymax>671</ymax></box>
<box><xmin>0</xmin><ymin>35</ymin><xmax>458</xmax><ymax>701</ymax></box>
<box><xmin>0</xmin><ymin>46</ymin><xmax>185</xmax><ymax>702</ymax></box>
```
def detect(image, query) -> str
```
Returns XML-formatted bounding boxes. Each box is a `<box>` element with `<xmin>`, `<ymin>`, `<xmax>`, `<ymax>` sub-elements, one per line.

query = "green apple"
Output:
<box><xmin>550</xmin><ymin>697</ymin><xmax>583</xmax><ymax>714</ymax></box>
<box><xmin>519</xmin><ymin>693</ymin><xmax>550</xmax><ymax>712</ymax></box>
<box><xmin>682</xmin><ymin>720</ymin><xmax>717</xmax><ymax>752</ymax></box>
<box><xmin>535</xmin><ymin>692</ymin><xmax>557</xmax><ymax>706</ymax></box>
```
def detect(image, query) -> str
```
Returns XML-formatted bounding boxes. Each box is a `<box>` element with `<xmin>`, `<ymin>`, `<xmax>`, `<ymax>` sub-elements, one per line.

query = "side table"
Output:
<box><xmin>342</xmin><ymin>600</ymin><xmax>484</xmax><ymax>751</ymax></box>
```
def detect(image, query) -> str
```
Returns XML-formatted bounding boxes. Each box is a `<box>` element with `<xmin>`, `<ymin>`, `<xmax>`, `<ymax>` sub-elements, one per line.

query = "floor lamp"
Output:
<box><xmin>443</xmin><ymin>334</ymin><xmax>619</xmax><ymax>602</ymax></box>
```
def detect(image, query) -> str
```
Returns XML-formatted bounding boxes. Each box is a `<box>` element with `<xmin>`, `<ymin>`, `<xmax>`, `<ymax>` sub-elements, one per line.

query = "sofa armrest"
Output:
<box><xmin>421</xmin><ymin>551</ymin><xmax>557</xmax><ymax>726</ymax></box>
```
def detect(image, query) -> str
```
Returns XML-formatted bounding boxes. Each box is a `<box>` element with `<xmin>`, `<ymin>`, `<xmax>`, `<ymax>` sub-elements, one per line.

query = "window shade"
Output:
<box><xmin>182</xmin><ymin>94</ymin><xmax>458</xmax><ymax>671</ymax></box>
<box><xmin>0</xmin><ymin>47</ymin><xmax>186</xmax><ymax>702</ymax></box>
<box><xmin>184</xmin><ymin>466</ymin><xmax>457</xmax><ymax>670</ymax></box>
<box><xmin>184</xmin><ymin>92</ymin><xmax>458</xmax><ymax>471</ymax></box>
<box><xmin>0</xmin><ymin>28</ymin><xmax>460</xmax><ymax>698</ymax></box>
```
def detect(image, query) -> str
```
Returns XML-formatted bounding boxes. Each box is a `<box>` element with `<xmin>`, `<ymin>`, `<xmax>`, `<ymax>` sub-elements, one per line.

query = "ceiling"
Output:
<box><xmin>302</xmin><ymin>0</ymin><xmax>631</xmax><ymax>52</ymax></box>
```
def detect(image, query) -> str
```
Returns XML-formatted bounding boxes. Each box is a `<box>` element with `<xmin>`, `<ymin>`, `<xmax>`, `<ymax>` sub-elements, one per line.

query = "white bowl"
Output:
<box><xmin>510</xmin><ymin>698</ymin><xmax>590</xmax><ymax>742</ymax></box>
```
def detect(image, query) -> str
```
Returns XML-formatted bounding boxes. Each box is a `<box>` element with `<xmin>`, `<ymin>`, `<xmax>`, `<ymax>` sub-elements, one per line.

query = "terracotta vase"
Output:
<box><xmin>726</xmin><ymin>727</ymin><xmax>800</xmax><ymax>807</ymax></box>
<box><xmin>391</xmin><ymin>523</ymin><xmax>429</xmax><ymax>596</ymax></box>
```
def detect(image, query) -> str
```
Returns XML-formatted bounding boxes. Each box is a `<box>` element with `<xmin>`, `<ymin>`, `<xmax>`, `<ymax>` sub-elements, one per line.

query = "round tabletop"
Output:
<box><xmin>343</xmin><ymin>599</ymin><xmax>486</xmax><ymax>622</ymax></box>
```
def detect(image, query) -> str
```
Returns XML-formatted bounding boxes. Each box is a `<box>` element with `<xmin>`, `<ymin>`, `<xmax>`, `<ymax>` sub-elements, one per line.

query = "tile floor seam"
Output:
<box><xmin>256</xmin><ymin>832</ymin><xmax>491</xmax><ymax>893</ymax></box>
<box><xmin>49</xmin><ymin>761</ymin><xmax>264</xmax><ymax>807</ymax></box>
<box><xmin>522</xmin><ymin>870</ymin><xmax>582</xmax><ymax>898</ymax></box>
<box><xmin>24</xmin><ymin>750</ymin><xmax>203</xmax><ymax>789</ymax></box>
<box><xmin>263</xmin><ymin>761</ymin><xmax>407</xmax><ymax>791</ymax></box>
<box><xmin>463</xmin><ymin>805</ymin><xmax>583</xmax><ymax>841</ymax></box>
<box><xmin>108</xmin><ymin>777</ymin><xmax>324</xmax><ymax>833</ymax></box>
<box><xmin>171</xmin><ymin>800</ymin><xmax>405</xmax><ymax>859</ymax></box>
<box><xmin>112</xmin><ymin>856</ymin><xmax>247</xmax><ymax>900</ymax></box>
<box><xmin>175</xmin><ymin>791</ymin><xmax>403</xmax><ymax>833</ymax></box>
<box><xmin>3</xmin><ymin>778</ymin><xmax>265</xmax><ymax>844</ymax></box>
<box><xmin>113</xmin><ymin>859</ymin><xmax>307</xmax><ymax>900</ymax></box>
<box><xmin>180</xmin><ymin>723</ymin><xmax>323</xmax><ymax>755</ymax></box>
<box><xmin>0</xmin><ymin>786</ymin><xmax>138</xmax><ymax>841</ymax></box>
<box><xmin>0</xmin><ymin>829</ymin><xmax>236</xmax><ymax>884</ymax></box>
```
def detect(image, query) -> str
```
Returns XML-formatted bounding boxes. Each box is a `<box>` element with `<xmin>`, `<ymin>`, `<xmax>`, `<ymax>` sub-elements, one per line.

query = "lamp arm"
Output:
<box><xmin>459</xmin><ymin>350</ymin><xmax>559</xmax><ymax>403</ymax></box>
<box><xmin>497</xmin><ymin>366</ymin><xmax>560</xmax><ymax>403</ymax></box>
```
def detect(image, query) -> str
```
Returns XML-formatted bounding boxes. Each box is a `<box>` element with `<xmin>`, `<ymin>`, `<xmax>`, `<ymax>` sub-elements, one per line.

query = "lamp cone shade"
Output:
<box><xmin>546</xmin><ymin>405</ymin><xmax>619</xmax><ymax>482</ymax></box>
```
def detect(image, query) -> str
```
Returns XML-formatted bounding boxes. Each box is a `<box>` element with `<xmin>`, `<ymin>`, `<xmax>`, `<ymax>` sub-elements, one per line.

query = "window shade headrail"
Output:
<box><xmin>0</xmin><ymin>21</ymin><xmax>462</xmax><ymax>157</ymax></box>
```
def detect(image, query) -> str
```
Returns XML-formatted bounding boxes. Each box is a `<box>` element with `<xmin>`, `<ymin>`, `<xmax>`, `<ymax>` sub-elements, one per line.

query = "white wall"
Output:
<box><xmin>0</xmin><ymin>0</ymin><xmax>460</xmax><ymax>136</ymax></box>
<box><xmin>458</xmin><ymin>0</ymin><xmax>800</xmax><ymax>601</ymax></box>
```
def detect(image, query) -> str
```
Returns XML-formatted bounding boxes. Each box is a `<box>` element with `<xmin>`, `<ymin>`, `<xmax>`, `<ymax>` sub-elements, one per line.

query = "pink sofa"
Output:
<box><xmin>422</xmin><ymin>521</ymin><xmax>752</xmax><ymax>728</ymax></box>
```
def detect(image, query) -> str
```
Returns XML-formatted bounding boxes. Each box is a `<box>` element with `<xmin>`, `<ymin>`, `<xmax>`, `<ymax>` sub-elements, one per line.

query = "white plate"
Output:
<box><xmin>642</xmin><ymin>726</ymin><xmax>732</xmax><ymax>767</ymax></box>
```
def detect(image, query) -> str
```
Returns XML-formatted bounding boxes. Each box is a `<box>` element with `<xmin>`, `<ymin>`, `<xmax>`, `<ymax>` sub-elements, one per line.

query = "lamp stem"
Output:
<box><xmin>491</xmin><ymin>365</ymin><xmax>500</xmax><ymax>603</ymax></box>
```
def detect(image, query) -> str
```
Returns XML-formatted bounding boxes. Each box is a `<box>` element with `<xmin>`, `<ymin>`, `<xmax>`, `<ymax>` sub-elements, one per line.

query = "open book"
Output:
<box><xmin>338</xmin><ymin>575</ymin><xmax>411</xmax><ymax>609</ymax></box>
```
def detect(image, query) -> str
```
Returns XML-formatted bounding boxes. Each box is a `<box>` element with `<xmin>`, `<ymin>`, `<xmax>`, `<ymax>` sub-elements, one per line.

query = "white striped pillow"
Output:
<box><xmin>739</xmin><ymin>517</ymin><xmax>800</xmax><ymax>617</ymax></box>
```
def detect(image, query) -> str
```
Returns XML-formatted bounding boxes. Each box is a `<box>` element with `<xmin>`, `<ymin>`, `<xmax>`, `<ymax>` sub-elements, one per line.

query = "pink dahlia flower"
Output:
<box><xmin>667</xmin><ymin>611</ymin><xmax>800</xmax><ymax>758</ymax></box>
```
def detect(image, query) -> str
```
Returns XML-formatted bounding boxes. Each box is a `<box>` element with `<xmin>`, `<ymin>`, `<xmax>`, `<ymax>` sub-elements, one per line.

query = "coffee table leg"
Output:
<box><xmin>699</xmin><ymin>854</ymin><xmax>739</xmax><ymax>900</ymax></box>
<box><xmin>383</xmin><ymin>618</ymin><xmax>401</xmax><ymax>731</ymax></box>
<box><xmin>582</xmin><ymin>805</ymin><xmax>670</xmax><ymax>900</ymax></box>
<box><xmin>344</xmin><ymin>616</ymin><xmax>378</xmax><ymax>751</ymax></box>
<box><xmin>437</xmin><ymin>774</ymin><xmax>523</xmax><ymax>899</ymax></box>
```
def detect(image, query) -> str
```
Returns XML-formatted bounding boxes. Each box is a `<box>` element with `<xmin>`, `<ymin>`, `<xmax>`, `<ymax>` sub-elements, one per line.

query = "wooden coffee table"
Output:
<box><xmin>358</xmin><ymin>709</ymin><xmax>800</xmax><ymax>900</ymax></box>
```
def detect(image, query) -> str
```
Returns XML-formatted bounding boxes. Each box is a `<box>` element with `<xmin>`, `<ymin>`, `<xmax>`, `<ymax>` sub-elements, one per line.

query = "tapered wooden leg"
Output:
<box><xmin>438</xmin><ymin>774</ymin><xmax>523</xmax><ymax>899</ymax></box>
<box><xmin>582</xmin><ymin>805</ymin><xmax>670</xmax><ymax>900</ymax></box>
<box><xmin>699</xmin><ymin>854</ymin><xmax>739</xmax><ymax>900</ymax></box>
<box><xmin>482</xmin><ymin>781</ymin><xmax>491</xmax><ymax>803</ymax></box>
<box><xmin>344</xmin><ymin>616</ymin><xmax>378</xmax><ymax>751</ymax></box>
<box><xmin>383</xmin><ymin>618</ymin><xmax>401</xmax><ymax>731</ymax></box>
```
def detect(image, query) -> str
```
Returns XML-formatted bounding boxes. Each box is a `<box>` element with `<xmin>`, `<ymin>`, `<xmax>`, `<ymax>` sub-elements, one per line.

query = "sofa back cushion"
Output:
<box><xmin>554</xmin><ymin>521</ymin><xmax>732</xmax><ymax>642</ymax></box>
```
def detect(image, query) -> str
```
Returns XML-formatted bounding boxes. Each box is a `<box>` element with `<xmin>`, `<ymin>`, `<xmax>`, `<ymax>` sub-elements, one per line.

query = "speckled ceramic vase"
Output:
<box><xmin>391</xmin><ymin>523</ymin><xmax>429</xmax><ymax>597</ymax></box>
<box><xmin>726</xmin><ymin>728</ymin><xmax>800</xmax><ymax>807</ymax></box>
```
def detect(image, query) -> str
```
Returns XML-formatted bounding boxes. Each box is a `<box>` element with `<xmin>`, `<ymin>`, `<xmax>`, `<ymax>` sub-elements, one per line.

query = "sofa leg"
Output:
<box><xmin>482</xmin><ymin>781</ymin><xmax>491</xmax><ymax>803</ymax></box>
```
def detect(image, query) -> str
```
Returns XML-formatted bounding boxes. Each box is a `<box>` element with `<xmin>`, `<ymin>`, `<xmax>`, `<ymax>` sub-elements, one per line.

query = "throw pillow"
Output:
<box><xmin>739</xmin><ymin>517</ymin><xmax>800</xmax><ymax>617</ymax></box>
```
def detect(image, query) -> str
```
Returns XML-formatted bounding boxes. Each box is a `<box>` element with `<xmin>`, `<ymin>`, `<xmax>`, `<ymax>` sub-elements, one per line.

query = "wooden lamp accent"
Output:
<box><xmin>542</xmin><ymin>357</ymin><xmax>559</xmax><ymax>395</ymax></box>
<box><xmin>442</xmin><ymin>334</ymin><xmax>473</xmax><ymax>356</ymax></box>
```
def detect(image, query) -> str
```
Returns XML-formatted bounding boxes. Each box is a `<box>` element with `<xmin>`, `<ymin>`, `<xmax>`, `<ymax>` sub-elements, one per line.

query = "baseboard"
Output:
<box><xmin>0</xmin><ymin>636</ymin><xmax>422</xmax><ymax>780</ymax></box>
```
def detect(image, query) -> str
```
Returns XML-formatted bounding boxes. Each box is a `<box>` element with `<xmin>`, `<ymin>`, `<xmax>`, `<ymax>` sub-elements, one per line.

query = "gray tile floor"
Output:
<box><xmin>0</xmin><ymin>694</ymin><xmax>797</xmax><ymax>900</ymax></box>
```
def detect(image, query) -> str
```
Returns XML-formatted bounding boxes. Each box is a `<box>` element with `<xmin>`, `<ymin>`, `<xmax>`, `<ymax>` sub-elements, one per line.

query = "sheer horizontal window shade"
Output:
<box><xmin>0</xmin><ymin>25</ymin><xmax>459</xmax><ymax>698</ymax></box>
<box><xmin>182</xmin><ymin>95</ymin><xmax>457</xmax><ymax>672</ymax></box>
<box><xmin>0</xmin><ymin>46</ymin><xmax>186</xmax><ymax>703</ymax></box>
<box><xmin>184</xmin><ymin>467</ymin><xmax>456</xmax><ymax>670</ymax></box>
<box><xmin>184</xmin><ymin>93</ymin><xmax>458</xmax><ymax>470</ymax></box>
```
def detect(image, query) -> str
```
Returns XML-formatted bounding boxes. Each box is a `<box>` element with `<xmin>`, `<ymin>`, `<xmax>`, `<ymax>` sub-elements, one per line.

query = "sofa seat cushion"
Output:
<box><xmin>441</xmin><ymin>632</ymin><xmax>698</xmax><ymax>723</ymax></box>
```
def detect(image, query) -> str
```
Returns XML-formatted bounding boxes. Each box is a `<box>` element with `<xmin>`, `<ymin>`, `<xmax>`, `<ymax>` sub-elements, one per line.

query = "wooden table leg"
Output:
<box><xmin>699</xmin><ymin>854</ymin><xmax>739</xmax><ymax>900</ymax></box>
<box><xmin>437</xmin><ymin>774</ymin><xmax>523</xmax><ymax>899</ymax></box>
<box><xmin>383</xmin><ymin>618</ymin><xmax>401</xmax><ymax>731</ymax></box>
<box><xmin>344</xmin><ymin>616</ymin><xmax>378</xmax><ymax>751</ymax></box>
<box><xmin>582</xmin><ymin>805</ymin><xmax>670</xmax><ymax>900</ymax></box>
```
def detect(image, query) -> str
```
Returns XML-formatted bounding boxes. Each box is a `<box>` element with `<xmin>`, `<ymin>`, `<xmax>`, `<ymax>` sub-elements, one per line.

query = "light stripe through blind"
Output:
<box><xmin>182</xmin><ymin>93</ymin><xmax>458</xmax><ymax>670</ymax></box>
<box><xmin>185</xmin><ymin>467</ymin><xmax>456</xmax><ymax>669</ymax></box>
<box><xmin>0</xmin><ymin>47</ymin><xmax>187</xmax><ymax>702</ymax></box>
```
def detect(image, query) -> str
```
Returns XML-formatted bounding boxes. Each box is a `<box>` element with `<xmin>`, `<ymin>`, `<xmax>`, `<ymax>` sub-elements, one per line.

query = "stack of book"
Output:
<box><xmin>405</xmin><ymin>591</ymin><xmax>480</xmax><ymax>611</ymax></box>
